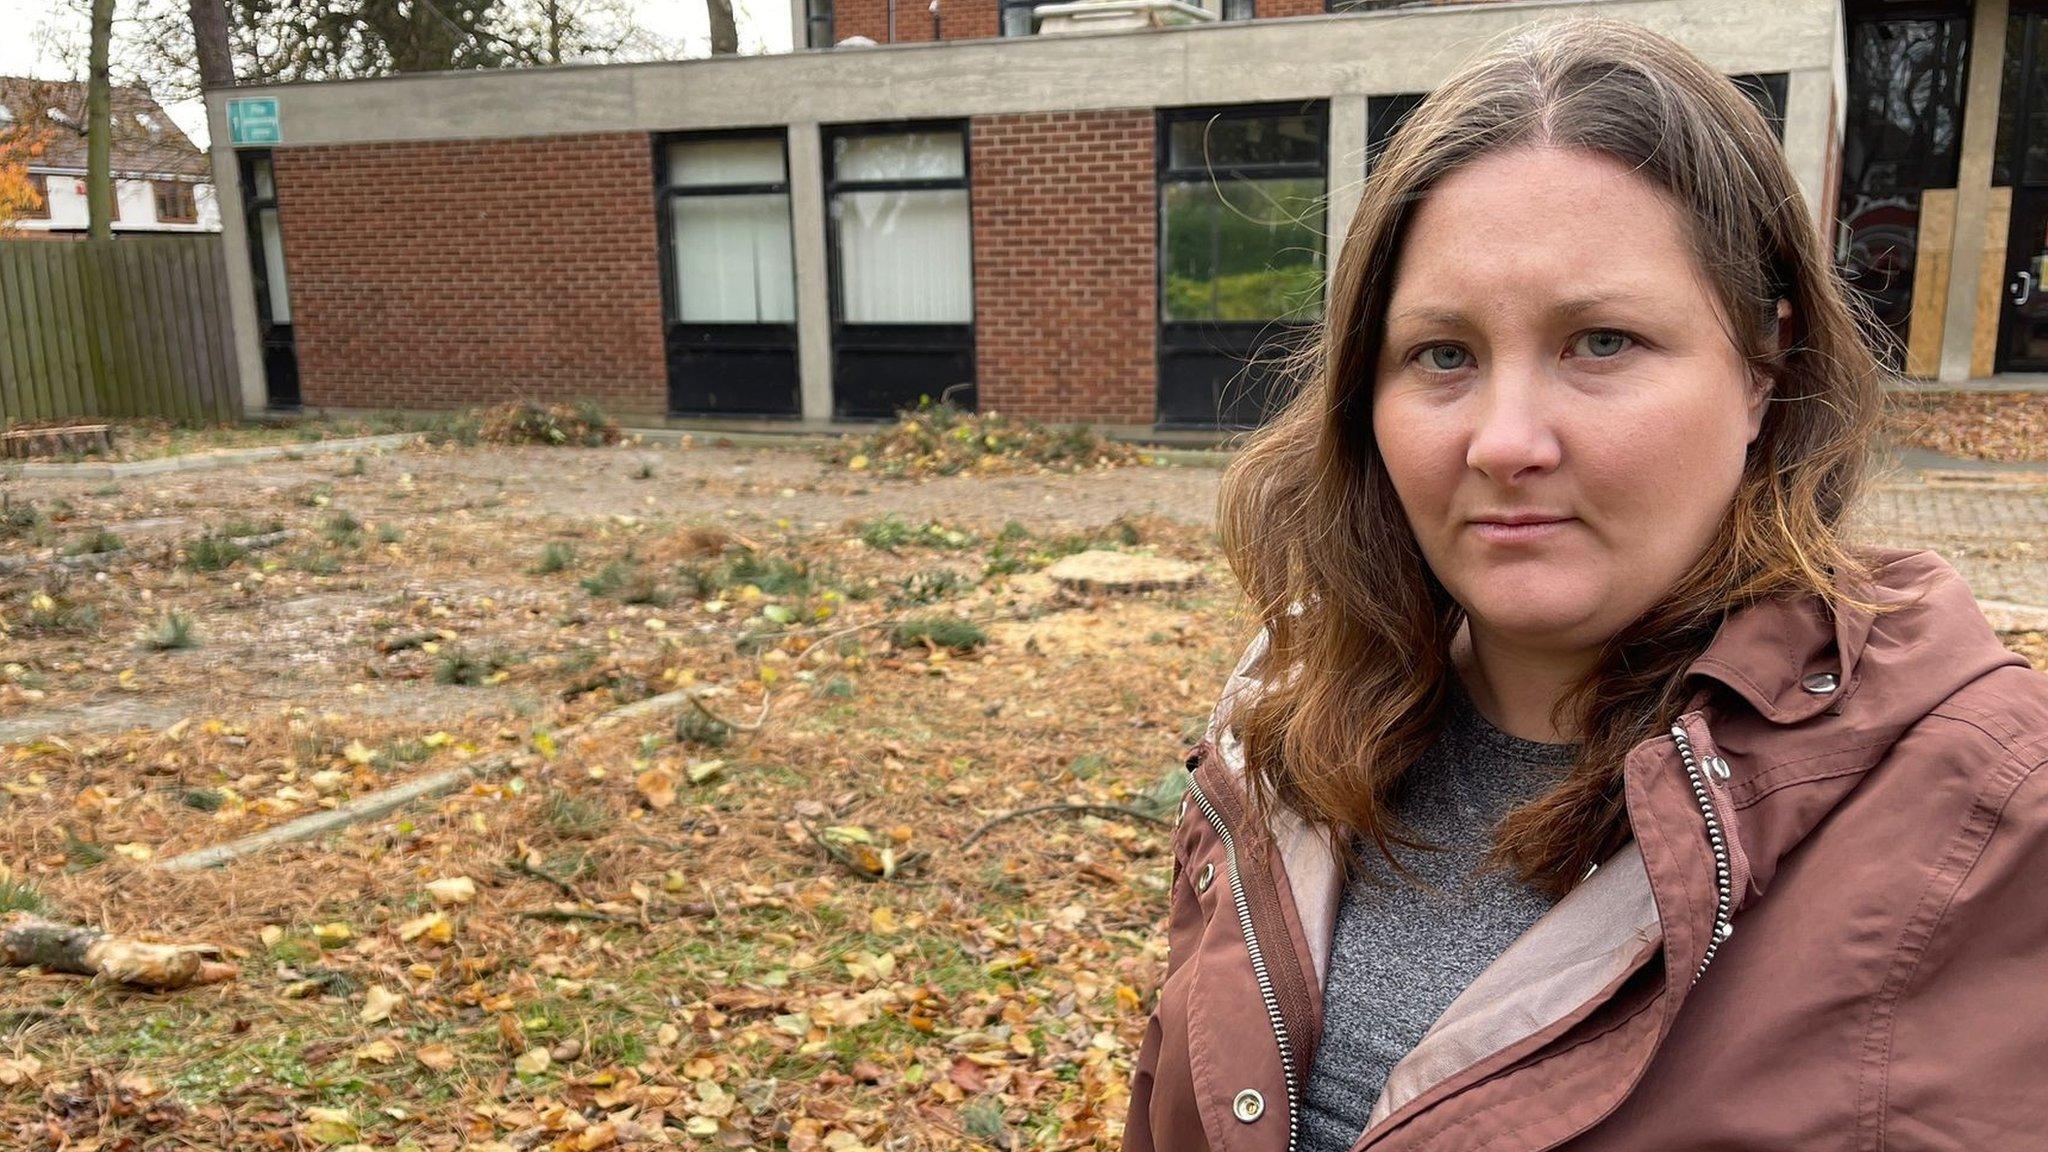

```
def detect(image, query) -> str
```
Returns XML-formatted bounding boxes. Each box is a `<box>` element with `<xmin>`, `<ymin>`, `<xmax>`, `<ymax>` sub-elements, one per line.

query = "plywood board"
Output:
<box><xmin>1973</xmin><ymin>186</ymin><xmax>2014</xmax><ymax>379</ymax></box>
<box><xmin>1907</xmin><ymin>187</ymin><xmax>1957</xmax><ymax>378</ymax></box>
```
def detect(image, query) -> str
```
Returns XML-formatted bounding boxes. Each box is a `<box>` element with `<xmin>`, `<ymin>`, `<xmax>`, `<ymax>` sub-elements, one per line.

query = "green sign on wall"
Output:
<box><xmin>227</xmin><ymin>97</ymin><xmax>280</xmax><ymax>146</ymax></box>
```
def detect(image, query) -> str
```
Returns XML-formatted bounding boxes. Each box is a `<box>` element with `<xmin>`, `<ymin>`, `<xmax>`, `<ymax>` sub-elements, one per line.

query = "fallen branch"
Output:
<box><xmin>960</xmin><ymin>803</ymin><xmax>1171</xmax><ymax>851</ymax></box>
<box><xmin>1</xmin><ymin>914</ymin><xmax>236</xmax><ymax>989</ymax></box>
<box><xmin>685</xmin><ymin>688</ymin><xmax>773</xmax><ymax>734</ymax></box>
<box><xmin>503</xmin><ymin>858</ymin><xmax>581</xmax><ymax>900</ymax></box>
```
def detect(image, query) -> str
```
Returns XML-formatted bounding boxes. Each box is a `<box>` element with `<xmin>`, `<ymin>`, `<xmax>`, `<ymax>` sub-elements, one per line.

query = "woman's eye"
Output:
<box><xmin>1574</xmin><ymin>330</ymin><xmax>1633</xmax><ymax>359</ymax></box>
<box><xmin>1419</xmin><ymin>344</ymin><xmax>1469</xmax><ymax>371</ymax></box>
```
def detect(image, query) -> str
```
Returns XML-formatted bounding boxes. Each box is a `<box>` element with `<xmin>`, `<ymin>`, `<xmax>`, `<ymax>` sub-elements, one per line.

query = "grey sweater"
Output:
<box><xmin>1298</xmin><ymin>679</ymin><xmax>1578</xmax><ymax>1152</ymax></box>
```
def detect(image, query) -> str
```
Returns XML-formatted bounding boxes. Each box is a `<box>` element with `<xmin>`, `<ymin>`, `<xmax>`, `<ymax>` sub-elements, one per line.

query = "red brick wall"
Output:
<box><xmin>970</xmin><ymin>109</ymin><xmax>1156</xmax><ymax>425</ymax></box>
<box><xmin>272</xmin><ymin>134</ymin><xmax>667</xmax><ymax>417</ymax></box>
<box><xmin>832</xmin><ymin>0</ymin><xmax>997</xmax><ymax>43</ymax></box>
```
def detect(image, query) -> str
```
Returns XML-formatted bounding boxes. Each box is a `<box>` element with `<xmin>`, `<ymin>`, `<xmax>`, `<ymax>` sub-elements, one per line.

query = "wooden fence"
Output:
<box><xmin>0</xmin><ymin>234</ymin><xmax>241</xmax><ymax>425</ymax></box>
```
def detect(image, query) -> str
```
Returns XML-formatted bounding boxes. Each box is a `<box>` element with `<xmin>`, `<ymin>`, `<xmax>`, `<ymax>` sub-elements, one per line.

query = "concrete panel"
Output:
<box><xmin>1781</xmin><ymin>67</ymin><xmax>1834</xmax><ymax>240</ymax></box>
<box><xmin>206</xmin><ymin>0</ymin><xmax>1839</xmax><ymax>148</ymax></box>
<box><xmin>205</xmin><ymin>98</ymin><xmax>268</xmax><ymax>416</ymax></box>
<box><xmin>1327</xmin><ymin>93</ymin><xmax>1367</xmax><ymax>300</ymax></box>
<box><xmin>787</xmin><ymin>122</ymin><xmax>835</xmax><ymax>422</ymax></box>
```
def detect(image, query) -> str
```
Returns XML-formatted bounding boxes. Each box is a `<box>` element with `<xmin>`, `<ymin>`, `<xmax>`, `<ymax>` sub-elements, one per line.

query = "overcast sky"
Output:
<box><xmin>0</xmin><ymin>0</ymin><xmax>792</xmax><ymax>147</ymax></box>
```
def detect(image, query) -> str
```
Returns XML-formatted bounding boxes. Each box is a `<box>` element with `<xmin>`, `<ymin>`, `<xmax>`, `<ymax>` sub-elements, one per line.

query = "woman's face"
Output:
<box><xmin>1371</xmin><ymin>145</ymin><xmax>1770</xmax><ymax>658</ymax></box>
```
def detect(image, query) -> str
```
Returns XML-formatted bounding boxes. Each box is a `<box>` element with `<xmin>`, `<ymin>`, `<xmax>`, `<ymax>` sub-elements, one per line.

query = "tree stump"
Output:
<box><xmin>1043</xmin><ymin>550</ymin><xmax>1202</xmax><ymax>595</ymax></box>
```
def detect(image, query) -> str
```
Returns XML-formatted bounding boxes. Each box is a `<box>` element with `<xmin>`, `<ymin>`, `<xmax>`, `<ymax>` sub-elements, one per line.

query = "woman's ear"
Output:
<box><xmin>1746</xmin><ymin>298</ymin><xmax>1792</xmax><ymax>445</ymax></box>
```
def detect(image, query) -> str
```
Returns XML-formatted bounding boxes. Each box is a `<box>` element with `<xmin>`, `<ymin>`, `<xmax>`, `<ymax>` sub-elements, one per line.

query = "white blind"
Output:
<box><xmin>672</xmin><ymin>194</ymin><xmax>796</xmax><ymax>323</ymax></box>
<box><xmin>667</xmin><ymin>138</ymin><xmax>786</xmax><ymax>188</ymax></box>
<box><xmin>834</xmin><ymin>131</ymin><xmax>965</xmax><ymax>182</ymax></box>
<box><xmin>835</xmin><ymin>188</ymin><xmax>972</xmax><ymax>324</ymax></box>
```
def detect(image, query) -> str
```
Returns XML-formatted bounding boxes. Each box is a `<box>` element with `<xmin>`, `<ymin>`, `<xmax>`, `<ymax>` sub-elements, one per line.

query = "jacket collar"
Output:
<box><xmin>1682</xmin><ymin>551</ymin><xmax>1890</xmax><ymax>724</ymax></box>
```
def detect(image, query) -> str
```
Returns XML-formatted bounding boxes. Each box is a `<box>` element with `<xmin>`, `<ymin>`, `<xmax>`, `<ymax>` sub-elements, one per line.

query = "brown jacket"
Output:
<box><xmin>1125</xmin><ymin>547</ymin><xmax>2048</xmax><ymax>1152</ymax></box>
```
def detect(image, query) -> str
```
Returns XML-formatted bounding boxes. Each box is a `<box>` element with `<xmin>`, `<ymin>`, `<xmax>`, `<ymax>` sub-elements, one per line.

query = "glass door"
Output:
<box><xmin>824</xmin><ymin>122</ymin><xmax>976</xmax><ymax>421</ymax></box>
<box><xmin>1155</xmin><ymin>101</ymin><xmax>1327</xmax><ymax>429</ymax></box>
<box><xmin>657</xmin><ymin>131</ymin><xmax>802</xmax><ymax>417</ymax></box>
<box><xmin>237</xmin><ymin>151</ymin><xmax>300</xmax><ymax>409</ymax></box>
<box><xmin>1998</xmin><ymin>2</ymin><xmax>2048</xmax><ymax>372</ymax></box>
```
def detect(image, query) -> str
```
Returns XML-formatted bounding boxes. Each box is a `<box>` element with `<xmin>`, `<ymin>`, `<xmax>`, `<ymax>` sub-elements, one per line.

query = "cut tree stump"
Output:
<box><xmin>1044</xmin><ymin>550</ymin><xmax>1202</xmax><ymax>595</ymax></box>
<box><xmin>0</xmin><ymin>913</ymin><xmax>236</xmax><ymax>988</ymax></box>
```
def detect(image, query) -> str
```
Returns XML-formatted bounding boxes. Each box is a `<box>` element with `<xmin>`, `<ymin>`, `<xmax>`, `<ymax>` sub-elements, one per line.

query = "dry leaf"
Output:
<box><xmin>360</xmin><ymin>984</ymin><xmax>402</xmax><ymax>1025</ymax></box>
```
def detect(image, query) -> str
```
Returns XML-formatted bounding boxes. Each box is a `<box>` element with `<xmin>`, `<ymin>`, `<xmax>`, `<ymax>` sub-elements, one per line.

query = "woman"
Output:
<box><xmin>1125</xmin><ymin>16</ymin><xmax>2048</xmax><ymax>1152</ymax></box>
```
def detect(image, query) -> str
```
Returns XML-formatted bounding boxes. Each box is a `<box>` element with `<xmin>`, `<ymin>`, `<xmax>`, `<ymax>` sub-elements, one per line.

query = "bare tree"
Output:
<box><xmin>87</xmin><ymin>0</ymin><xmax>114</xmax><ymax>241</ymax></box>
<box><xmin>707</xmin><ymin>0</ymin><xmax>739</xmax><ymax>55</ymax></box>
<box><xmin>187</xmin><ymin>0</ymin><xmax>234</xmax><ymax>89</ymax></box>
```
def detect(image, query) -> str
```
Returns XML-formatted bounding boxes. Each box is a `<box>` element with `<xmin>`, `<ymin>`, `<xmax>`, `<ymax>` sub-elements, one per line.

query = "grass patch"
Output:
<box><xmin>891</xmin><ymin>614</ymin><xmax>987</xmax><ymax>653</ymax></box>
<box><xmin>140</xmin><ymin>610</ymin><xmax>199</xmax><ymax>651</ymax></box>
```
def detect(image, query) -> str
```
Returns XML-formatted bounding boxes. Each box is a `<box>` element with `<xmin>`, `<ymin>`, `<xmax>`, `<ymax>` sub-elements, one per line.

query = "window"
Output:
<box><xmin>827</xmin><ymin>126</ymin><xmax>974</xmax><ymax>324</ymax></box>
<box><xmin>153</xmin><ymin>180</ymin><xmax>197</xmax><ymax>223</ymax></box>
<box><xmin>245</xmin><ymin>156</ymin><xmax>291</xmax><ymax>324</ymax></box>
<box><xmin>1159</xmin><ymin>104</ymin><xmax>1328</xmax><ymax>324</ymax></box>
<box><xmin>660</xmin><ymin>135</ymin><xmax>796</xmax><ymax>323</ymax></box>
<box><xmin>22</xmin><ymin>173</ymin><xmax>50</xmax><ymax>220</ymax></box>
<box><xmin>1000</xmin><ymin>0</ymin><xmax>1037</xmax><ymax>36</ymax></box>
<box><xmin>1365</xmin><ymin>93</ymin><xmax>1426</xmax><ymax>174</ymax></box>
<box><xmin>1999</xmin><ymin>5</ymin><xmax>2048</xmax><ymax>185</ymax></box>
<box><xmin>805</xmin><ymin>0</ymin><xmax>834</xmax><ymax>48</ymax></box>
<box><xmin>1837</xmin><ymin>1</ymin><xmax>1971</xmax><ymax>367</ymax></box>
<box><xmin>1222</xmin><ymin>0</ymin><xmax>1254</xmax><ymax>18</ymax></box>
<box><xmin>1729</xmin><ymin>73</ymin><xmax>1790</xmax><ymax>143</ymax></box>
<box><xmin>0</xmin><ymin>102</ymin><xmax>14</xmax><ymax>125</ymax></box>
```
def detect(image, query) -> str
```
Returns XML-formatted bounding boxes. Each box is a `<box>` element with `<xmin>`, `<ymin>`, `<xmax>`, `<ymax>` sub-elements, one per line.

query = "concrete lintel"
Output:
<box><xmin>203</xmin><ymin>0</ymin><xmax>1838</xmax><ymax>149</ymax></box>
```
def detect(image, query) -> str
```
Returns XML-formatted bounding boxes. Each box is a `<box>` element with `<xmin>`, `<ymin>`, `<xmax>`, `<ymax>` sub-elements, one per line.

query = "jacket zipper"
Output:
<box><xmin>1668</xmin><ymin>722</ymin><xmax>1735</xmax><ymax>984</ymax></box>
<box><xmin>1186</xmin><ymin>769</ymin><xmax>1300</xmax><ymax>1152</ymax></box>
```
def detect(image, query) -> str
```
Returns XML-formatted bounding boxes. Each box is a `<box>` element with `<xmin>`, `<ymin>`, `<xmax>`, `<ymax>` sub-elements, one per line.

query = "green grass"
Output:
<box><xmin>532</xmin><ymin>541</ymin><xmax>576</xmax><ymax>575</ymax></box>
<box><xmin>141</xmin><ymin>609</ymin><xmax>199</xmax><ymax>651</ymax></box>
<box><xmin>182</xmin><ymin>533</ymin><xmax>248</xmax><ymax>572</ymax></box>
<box><xmin>63</xmin><ymin>527</ymin><xmax>123</xmax><ymax>556</ymax></box>
<box><xmin>891</xmin><ymin>614</ymin><xmax>987</xmax><ymax>652</ymax></box>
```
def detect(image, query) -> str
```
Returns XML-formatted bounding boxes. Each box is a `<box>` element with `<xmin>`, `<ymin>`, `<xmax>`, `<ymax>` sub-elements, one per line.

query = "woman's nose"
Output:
<box><xmin>1464</xmin><ymin>374</ymin><xmax>1562</xmax><ymax>486</ymax></box>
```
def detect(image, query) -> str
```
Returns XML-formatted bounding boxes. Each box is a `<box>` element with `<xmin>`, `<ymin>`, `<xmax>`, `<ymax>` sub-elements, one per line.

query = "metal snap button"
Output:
<box><xmin>1232</xmin><ymin>1088</ymin><xmax>1265</xmax><ymax>1123</ymax></box>
<box><xmin>1704</xmin><ymin>755</ymin><xmax>1731</xmax><ymax>781</ymax></box>
<box><xmin>1195</xmin><ymin>862</ymin><xmax>1215</xmax><ymax>893</ymax></box>
<box><xmin>1800</xmin><ymin>672</ymin><xmax>1839</xmax><ymax>695</ymax></box>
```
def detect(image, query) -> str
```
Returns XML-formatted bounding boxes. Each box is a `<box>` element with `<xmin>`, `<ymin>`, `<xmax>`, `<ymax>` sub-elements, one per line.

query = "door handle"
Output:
<box><xmin>2015</xmin><ymin>271</ymin><xmax>2034</xmax><ymax>306</ymax></box>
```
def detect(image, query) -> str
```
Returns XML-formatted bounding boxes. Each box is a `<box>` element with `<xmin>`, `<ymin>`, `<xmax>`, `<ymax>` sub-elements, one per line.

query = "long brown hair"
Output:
<box><xmin>1218</xmin><ymin>16</ymin><xmax>1898</xmax><ymax>896</ymax></box>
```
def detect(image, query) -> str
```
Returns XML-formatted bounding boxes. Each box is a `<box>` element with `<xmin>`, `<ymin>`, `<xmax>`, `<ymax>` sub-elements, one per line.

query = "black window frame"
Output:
<box><xmin>822</xmin><ymin>119</ymin><xmax>978</xmax><ymax>420</ymax></box>
<box><xmin>999</xmin><ymin>0</ymin><xmax>1037</xmax><ymax>36</ymax></box>
<box><xmin>1155</xmin><ymin>99</ymin><xmax>1329</xmax><ymax>430</ymax></box>
<box><xmin>652</xmin><ymin>127</ymin><xmax>804</xmax><ymax>418</ymax></box>
<box><xmin>1998</xmin><ymin>0</ymin><xmax>2048</xmax><ymax>187</ymax></box>
<box><xmin>153</xmin><ymin>178</ymin><xmax>198</xmax><ymax>223</ymax></box>
<box><xmin>23</xmin><ymin>172</ymin><xmax>52</xmax><ymax>220</ymax></box>
<box><xmin>805</xmin><ymin>0</ymin><xmax>834</xmax><ymax>48</ymax></box>
<box><xmin>236</xmin><ymin>149</ymin><xmax>300</xmax><ymax>408</ymax></box>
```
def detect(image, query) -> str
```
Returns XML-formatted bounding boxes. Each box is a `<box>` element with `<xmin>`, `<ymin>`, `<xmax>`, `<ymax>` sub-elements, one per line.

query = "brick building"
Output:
<box><xmin>202</xmin><ymin>0</ymin><xmax>1997</xmax><ymax>433</ymax></box>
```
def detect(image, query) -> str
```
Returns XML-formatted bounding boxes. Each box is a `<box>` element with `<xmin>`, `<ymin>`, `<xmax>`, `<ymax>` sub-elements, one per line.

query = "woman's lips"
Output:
<box><xmin>1469</xmin><ymin>517</ymin><xmax>1575</xmax><ymax>543</ymax></box>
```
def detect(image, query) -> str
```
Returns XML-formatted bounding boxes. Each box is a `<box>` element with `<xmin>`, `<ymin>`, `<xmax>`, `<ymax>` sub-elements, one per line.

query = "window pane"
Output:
<box><xmin>1847</xmin><ymin>13</ymin><xmax>1968</xmax><ymax>194</ymax></box>
<box><xmin>833</xmin><ymin>131</ymin><xmax>965</xmax><ymax>183</ymax></box>
<box><xmin>668</xmin><ymin>138</ymin><xmax>786</xmax><ymax>188</ymax></box>
<box><xmin>259</xmin><ymin>207</ymin><xmax>291</xmax><ymax>323</ymax></box>
<box><xmin>1162</xmin><ymin>176</ymin><xmax>1325</xmax><ymax>322</ymax></box>
<box><xmin>1002</xmin><ymin>3</ymin><xmax>1034</xmax><ymax>35</ymax></box>
<box><xmin>1168</xmin><ymin>113</ymin><xmax>1322</xmax><ymax>172</ymax></box>
<box><xmin>834</xmin><ymin>187</ymin><xmax>972</xmax><ymax>323</ymax></box>
<box><xmin>672</xmin><ymin>193</ymin><xmax>796</xmax><ymax>323</ymax></box>
<box><xmin>252</xmin><ymin>158</ymin><xmax>276</xmax><ymax>199</ymax></box>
